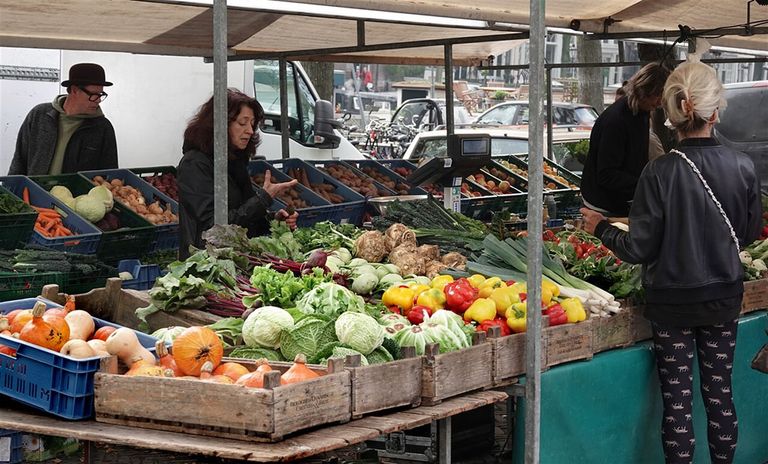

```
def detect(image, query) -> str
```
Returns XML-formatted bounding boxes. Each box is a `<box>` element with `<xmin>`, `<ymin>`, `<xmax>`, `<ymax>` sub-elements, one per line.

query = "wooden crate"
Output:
<box><xmin>742</xmin><ymin>278</ymin><xmax>768</xmax><ymax>314</ymax></box>
<box><xmin>421</xmin><ymin>332</ymin><xmax>493</xmax><ymax>406</ymax></box>
<box><xmin>95</xmin><ymin>357</ymin><xmax>351</xmax><ymax>442</ymax></box>
<box><xmin>344</xmin><ymin>347</ymin><xmax>422</xmax><ymax>418</ymax></box>
<box><xmin>627</xmin><ymin>304</ymin><xmax>653</xmax><ymax>343</ymax></box>
<box><xmin>591</xmin><ymin>307</ymin><xmax>632</xmax><ymax>354</ymax></box>
<box><xmin>486</xmin><ymin>327</ymin><xmax>527</xmax><ymax>386</ymax></box>
<box><xmin>543</xmin><ymin>317</ymin><xmax>593</xmax><ymax>368</ymax></box>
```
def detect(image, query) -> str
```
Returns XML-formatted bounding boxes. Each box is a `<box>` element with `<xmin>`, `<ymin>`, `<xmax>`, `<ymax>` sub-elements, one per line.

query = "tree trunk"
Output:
<box><xmin>301</xmin><ymin>61</ymin><xmax>334</xmax><ymax>102</ymax></box>
<box><xmin>576</xmin><ymin>37</ymin><xmax>604</xmax><ymax>111</ymax></box>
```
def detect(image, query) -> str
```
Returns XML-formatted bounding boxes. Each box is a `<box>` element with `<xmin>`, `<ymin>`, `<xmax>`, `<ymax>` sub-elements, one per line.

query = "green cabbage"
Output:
<box><xmin>367</xmin><ymin>346</ymin><xmax>394</xmax><ymax>364</ymax></box>
<box><xmin>326</xmin><ymin>346</ymin><xmax>368</xmax><ymax>366</ymax></box>
<box><xmin>74</xmin><ymin>194</ymin><xmax>106</xmax><ymax>222</ymax></box>
<box><xmin>242</xmin><ymin>306</ymin><xmax>294</xmax><ymax>348</ymax></box>
<box><xmin>427</xmin><ymin>310</ymin><xmax>471</xmax><ymax>349</ymax></box>
<box><xmin>279</xmin><ymin>316</ymin><xmax>337</xmax><ymax>361</ymax></box>
<box><xmin>334</xmin><ymin>312</ymin><xmax>385</xmax><ymax>355</ymax></box>
<box><xmin>379</xmin><ymin>313</ymin><xmax>410</xmax><ymax>328</ymax></box>
<box><xmin>150</xmin><ymin>326</ymin><xmax>186</xmax><ymax>344</ymax></box>
<box><xmin>229</xmin><ymin>346</ymin><xmax>285</xmax><ymax>362</ymax></box>
<box><xmin>296</xmin><ymin>282</ymin><xmax>365</xmax><ymax>317</ymax></box>
<box><xmin>393</xmin><ymin>325</ymin><xmax>429</xmax><ymax>355</ymax></box>
<box><xmin>422</xmin><ymin>322</ymin><xmax>466</xmax><ymax>353</ymax></box>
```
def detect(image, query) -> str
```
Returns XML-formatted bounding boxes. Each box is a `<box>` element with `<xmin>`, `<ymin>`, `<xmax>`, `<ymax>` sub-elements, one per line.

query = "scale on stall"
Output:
<box><xmin>406</xmin><ymin>133</ymin><xmax>492</xmax><ymax>212</ymax></box>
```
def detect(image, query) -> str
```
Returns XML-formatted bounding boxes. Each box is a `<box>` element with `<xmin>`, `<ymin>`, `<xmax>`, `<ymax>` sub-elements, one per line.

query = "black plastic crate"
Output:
<box><xmin>0</xmin><ymin>271</ymin><xmax>64</xmax><ymax>301</ymax></box>
<box><xmin>130</xmin><ymin>166</ymin><xmax>179</xmax><ymax>202</ymax></box>
<box><xmin>344</xmin><ymin>159</ymin><xmax>428</xmax><ymax>195</ymax></box>
<box><xmin>29</xmin><ymin>174</ymin><xmax>155</xmax><ymax>264</ymax></box>
<box><xmin>0</xmin><ymin>185</ymin><xmax>37</xmax><ymax>251</ymax></box>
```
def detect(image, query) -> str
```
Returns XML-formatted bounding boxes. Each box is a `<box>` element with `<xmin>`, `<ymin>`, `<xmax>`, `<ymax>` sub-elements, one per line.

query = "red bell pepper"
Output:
<box><xmin>443</xmin><ymin>278</ymin><xmax>478</xmax><ymax>314</ymax></box>
<box><xmin>406</xmin><ymin>305</ymin><xmax>432</xmax><ymax>325</ymax></box>
<box><xmin>543</xmin><ymin>303</ymin><xmax>567</xmax><ymax>326</ymax></box>
<box><xmin>477</xmin><ymin>317</ymin><xmax>511</xmax><ymax>336</ymax></box>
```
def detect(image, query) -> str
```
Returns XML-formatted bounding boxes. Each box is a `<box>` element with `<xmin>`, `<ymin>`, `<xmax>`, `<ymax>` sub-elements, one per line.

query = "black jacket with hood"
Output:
<box><xmin>595</xmin><ymin>138</ymin><xmax>762</xmax><ymax>326</ymax></box>
<box><xmin>177</xmin><ymin>149</ymin><xmax>273</xmax><ymax>259</ymax></box>
<box><xmin>9</xmin><ymin>98</ymin><xmax>118</xmax><ymax>175</ymax></box>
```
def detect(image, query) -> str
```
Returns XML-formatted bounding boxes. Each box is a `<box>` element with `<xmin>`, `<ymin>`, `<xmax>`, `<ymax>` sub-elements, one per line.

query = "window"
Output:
<box><xmin>253</xmin><ymin>60</ymin><xmax>318</xmax><ymax>146</ymax></box>
<box><xmin>477</xmin><ymin>105</ymin><xmax>518</xmax><ymax>125</ymax></box>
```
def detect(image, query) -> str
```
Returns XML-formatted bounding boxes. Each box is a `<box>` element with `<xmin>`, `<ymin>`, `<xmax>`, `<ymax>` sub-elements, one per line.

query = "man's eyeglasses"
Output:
<box><xmin>78</xmin><ymin>86</ymin><xmax>108</xmax><ymax>103</ymax></box>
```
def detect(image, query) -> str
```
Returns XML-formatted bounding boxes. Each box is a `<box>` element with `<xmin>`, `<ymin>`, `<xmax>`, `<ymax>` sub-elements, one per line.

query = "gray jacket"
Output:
<box><xmin>8</xmin><ymin>102</ymin><xmax>118</xmax><ymax>175</ymax></box>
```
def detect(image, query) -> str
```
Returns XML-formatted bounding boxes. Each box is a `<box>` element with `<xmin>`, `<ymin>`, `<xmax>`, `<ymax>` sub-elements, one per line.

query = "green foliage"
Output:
<box><xmin>564</xmin><ymin>139</ymin><xmax>590</xmax><ymax>164</ymax></box>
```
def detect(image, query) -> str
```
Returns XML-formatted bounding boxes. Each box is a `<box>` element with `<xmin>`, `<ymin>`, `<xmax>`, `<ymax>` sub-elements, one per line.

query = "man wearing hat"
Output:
<box><xmin>8</xmin><ymin>63</ymin><xmax>118</xmax><ymax>175</ymax></box>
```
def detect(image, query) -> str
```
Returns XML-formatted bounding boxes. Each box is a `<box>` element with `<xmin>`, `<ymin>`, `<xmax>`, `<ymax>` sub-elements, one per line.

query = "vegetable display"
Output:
<box><xmin>90</xmin><ymin>176</ymin><xmax>177</xmax><ymax>225</ymax></box>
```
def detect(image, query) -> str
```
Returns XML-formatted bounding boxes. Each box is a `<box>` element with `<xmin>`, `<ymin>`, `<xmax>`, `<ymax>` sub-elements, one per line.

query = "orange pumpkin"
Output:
<box><xmin>171</xmin><ymin>326</ymin><xmax>223</xmax><ymax>376</ymax></box>
<box><xmin>45</xmin><ymin>307</ymin><xmax>69</xmax><ymax>318</ymax></box>
<box><xmin>213</xmin><ymin>362</ymin><xmax>249</xmax><ymax>382</ymax></box>
<box><xmin>280</xmin><ymin>354</ymin><xmax>320</xmax><ymax>385</ymax></box>
<box><xmin>0</xmin><ymin>317</ymin><xmax>16</xmax><ymax>357</ymax></box>
<box><xmin>235</xmin><ymin>359</ymin><xmax>273</xmax><ymax>388</ymax></box>
<box><xmin>91</xmin><ymin>325</ymin><xmax>117</xmax><ymax>341</ymax></box>
<box><xmin>9</xmin><ymin>310</ymin><xmax>33</xmax><ymax>334</ymax></box>
<box><xmin>155</xmin><ymin>341</ymin><xmax>182</xmax><ymax>377</ymax></box>
<box><xmin>199</xmin><ymin>361</ymin><xmax>234</xmax><ymax>384</ymax></box>
<box><xmin>19</xmin><ymin>302</ymin><xmax>69</xmax><ymax>352</ymax></box>
<box><xmin>5</xmin><ymin>309</ymin><xmax>24</xmax><ymax>326</ymax></box>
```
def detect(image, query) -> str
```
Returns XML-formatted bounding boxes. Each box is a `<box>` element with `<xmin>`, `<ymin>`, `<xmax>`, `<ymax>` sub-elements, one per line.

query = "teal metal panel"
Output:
<box><xmin>513</xmin><ymin>311</ymin><xmax>768</xmax><ymax>464</ymax></box>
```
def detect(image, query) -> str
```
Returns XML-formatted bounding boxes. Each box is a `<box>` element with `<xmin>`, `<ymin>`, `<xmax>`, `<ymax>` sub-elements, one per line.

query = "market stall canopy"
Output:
<box><xmin>284</xmin><ymin>0</ymin><xmax>768</xmax><ymax>52</ymax></box>
<box><xmin>0</xmin><ymin>0</ymin><xmax>526</xmax><ymax>65</ymax></box>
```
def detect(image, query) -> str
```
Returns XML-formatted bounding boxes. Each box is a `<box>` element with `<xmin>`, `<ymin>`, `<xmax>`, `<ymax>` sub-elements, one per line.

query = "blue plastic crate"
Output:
<box><xmin>79</xmin><ymin>169</ymin><xmax>179</xmax><ymax>253</ymax></box>
<box><xmin>269</xmin><ymin>159</ymin><xmax>366</xmax><ymax>226</ymax></box>
<box><xmin>306</xmin><ymin>159</ymin><xmax>398</xmax><ymax>197</ymax></box>
<box><xmin>0</xmin><ymin>297</ymin><xmax>159</xmax><ymax>420</ymax></box>
<box><xmin>345</xmin><ymin>159</ymin><xmax>428</xmax><ymax>195</ymax></box>
<box><xmin>0</xmin><ymin>429</ymin><xmax>23</xmax><ymax>464</ymax></box>
<box><xmin>0</xmin><ymin>176</ymin><xmax>101</xmax><ymax>254</ymax></box>
<box><xmin>117</xmin><ymin>259</ymin><xmax>161</xmax><ymax>291</ymax></box>
<box><xmin>247</xmin><ymin>160</ymin><xmax>330</xmax><ymax>211</ymax></box>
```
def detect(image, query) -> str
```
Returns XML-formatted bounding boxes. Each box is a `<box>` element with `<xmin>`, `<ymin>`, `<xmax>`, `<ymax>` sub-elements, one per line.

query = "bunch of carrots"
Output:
<box><xmin>22</xmin><ymin>187</ymin><xmax>74</xmax><ymax>238</ymax></box>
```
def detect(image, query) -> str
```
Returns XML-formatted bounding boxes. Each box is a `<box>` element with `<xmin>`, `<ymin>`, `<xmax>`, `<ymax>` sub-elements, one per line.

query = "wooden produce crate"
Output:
<box><xmin>543</xmin><ymin>316</ymin><xmax>593</xmax><ymax>368</ymax></box>
<box><xmin>627</xmin><ymin>303</ymin><xmax>653</xmax><ymax>343</ymax></box>
<box><xmin>94</xmin><ymin>357</ymin><xmax>351</xmax><ymax>442</ymax></box>
<box><xmin>741</xmin><ymin>278</ymin><xmax>768</xmax><ymax>314</ymax></box>
<box><xmin>344</xmin><ymin>346</ymin><xmax>422</xmax><ymax>418</ymax></box>
<box><xmin>591</xmin><ymin>306</ymin><xmax>633</xmax><ymax>354</ymax></box>
<box><xmin>421</xmin><ymin>332</ymin><xmax>493</xmax><ymax>406</ymax></box>
<box><xmin>486</xmin><ymin>327</ymin><xmax>527</xmax><ymax>386</ymax></box>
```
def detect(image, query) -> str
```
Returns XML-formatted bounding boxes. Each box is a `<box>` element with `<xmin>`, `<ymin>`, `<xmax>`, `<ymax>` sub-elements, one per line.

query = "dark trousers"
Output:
<box><xmin>651</xmin><ymin>320</ymin><xmax>739</xmax><ymax>464</ymax></box>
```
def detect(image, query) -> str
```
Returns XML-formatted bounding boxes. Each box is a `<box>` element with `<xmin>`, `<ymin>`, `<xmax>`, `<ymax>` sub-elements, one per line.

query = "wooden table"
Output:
<box><xmin>0</xmin><ymin>390</ymin><xmax>507</xmax><ymax>463</ymax></box>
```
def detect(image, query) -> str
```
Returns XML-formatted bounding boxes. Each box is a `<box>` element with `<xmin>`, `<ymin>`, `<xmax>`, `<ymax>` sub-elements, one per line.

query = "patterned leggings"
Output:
<box><xmin>652</xmin><ymin>320</ymin><xmax>739</xmax><ymax>464</ymax></box>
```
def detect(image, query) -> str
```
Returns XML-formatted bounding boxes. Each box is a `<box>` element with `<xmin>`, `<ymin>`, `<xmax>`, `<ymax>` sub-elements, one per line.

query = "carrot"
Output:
<box><xmin>32</xmin><ymin>206</ymin><xmax>60</xmax><ymax>216</ymax></box>
<box><xmin>22</xmin><ymin>187</ymin><xmax>30</xmax><ymax>204</ymax></box>
<box><xmin>57</xmin><ymin>225</ymin><xmax>73</xmax><ymax>236</ymax></box>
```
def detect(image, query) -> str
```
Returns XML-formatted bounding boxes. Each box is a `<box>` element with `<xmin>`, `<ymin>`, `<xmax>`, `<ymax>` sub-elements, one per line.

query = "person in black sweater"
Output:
<box><xmin>177</xmin><ymin>89</ymin><xmax>298</xmax><ymax>259</ymax></box>
<box><xmin>580</xmin><ymin>63</ymin><xmax>670</xmax><ymax>217</ymax></box>
<box><xmin>581</xmin><ymin>60</ymin><xmax>761</xmax><ymax>464</ymax></box>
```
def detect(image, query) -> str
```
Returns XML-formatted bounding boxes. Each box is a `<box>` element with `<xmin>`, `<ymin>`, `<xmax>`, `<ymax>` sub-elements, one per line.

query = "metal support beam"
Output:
<box><xmin>225</xmin><ymin>32</ymin><xmax>528</xmax><ymax>61</ymax></box>
<box><xmin>279</xmin><ymin>59</ymin><xmax>290</xmax><ymax>159</ymax></box>
<box><xmin>546</xmin><ymin>67</ymin><xmax>553</xmax><ymax>162</ymax></box>
<box><xmin>357</xmin><ymin>20</ymin><xmax>366</xmax><ymax>47</ymax></box>
<box><xmin>444</xmin><ymin>44</ymin><xmax>454</xmax><ymax>137</ymax></box>
<box><xmin>212</xmin><ymin>0</ymin><xmax>228</xmax><ymax>226</ymax></box>
<box><xmin>584</xmin><ymin>26</ymin><xmax>768</xmax><ymax>40</ymax></box>
<box><xmin>525</xmin><ymin>0</ymin><xmax>545</xmax><ymax>462</ymax></box>
<box><xmin>438</xmin><ymin>417</ymin><xmax>452</xmax><ymax>464</ymax></box>
<box><xmin>478</xmin><ymin>56</ymin><xmax>768</xmax><ymax>71</ymax></box>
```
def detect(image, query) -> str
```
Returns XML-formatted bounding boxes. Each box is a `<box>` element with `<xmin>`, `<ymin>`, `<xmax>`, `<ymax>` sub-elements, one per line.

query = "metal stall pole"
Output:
<box><xmin>444</xmin><ymin>44</ymin><xmax>454</xmax><ymax>136</ymax></box>
<box><xmin>546</xmin><ymin>67</ymin><xmax>553</xmax><ymax>162</ymax></box>
<box><xmin>279</xmin><ymin>59</ymin><xmax>290</xmax><ymax>159</ymax></box>
<box><xmin>525</xmin><ymin>0</ymin><xmax>546</xmax><ymax>462</ymax></box>
<box><xmin>212</xmin><ymin>0</ymin><xmax>228</xmax><ymax>225</ymax></box>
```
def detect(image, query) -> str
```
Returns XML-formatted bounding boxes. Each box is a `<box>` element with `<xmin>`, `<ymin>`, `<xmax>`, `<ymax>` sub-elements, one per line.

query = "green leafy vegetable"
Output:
<box><xmin>279</xmin><ymin>316</ymin><xmax>337</xmax><ymax>361</ymax></box>
<box><xmin>296</xmin><ymin>282</ymin><xmax>366</xmax><ymax>317</ymax></box>
<box><xmin>242</xmin><ymin>306</ymin><xmax>295</xmax><ymax>348</ymax></box>
<box><xmin>229</xmin><ymin>346</ymin><xmax>285</xmax><ymax>362</ymax></box>
<box><xmin>334</xmin><ymin>312</ymin><xmax>385</xmax><ymax>355</ymax></box>
<box><xmin>366</xmin><ymin>346</ymin><xmax>394</xmax><ymax>364</ymax></box>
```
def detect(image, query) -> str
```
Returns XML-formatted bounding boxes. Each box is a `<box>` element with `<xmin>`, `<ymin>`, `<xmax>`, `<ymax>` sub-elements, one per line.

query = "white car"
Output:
<box><xmin>402</xmin><ymin>127</ymin><xmax>591</xmax><ymax>172</ymax></box>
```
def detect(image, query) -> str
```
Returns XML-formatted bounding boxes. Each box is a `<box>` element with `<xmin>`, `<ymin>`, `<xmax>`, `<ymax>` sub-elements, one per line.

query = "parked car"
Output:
<box><xmin>402</xmin><ymin>127</ymin><xmax>591</xmax><ymax>167</ymax></box>
<box><xmin>713</xmin><ymin>81</ymin><xmax>768</xmax><ymax>187</ymax></box>
<box><xmin>473</xmin><ymin>101</ymin><xmax>598</xmax><ymax>129</ymax></box>
<box><xmin>390</xmin><ymin>98</ymin><xmax>474</xmax><ymax>132</ymax></box>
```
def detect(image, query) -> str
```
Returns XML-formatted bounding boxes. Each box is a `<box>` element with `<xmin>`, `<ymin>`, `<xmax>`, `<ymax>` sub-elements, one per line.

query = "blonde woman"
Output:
<box><xmin>581</xmin><ymin>60</ymin><xmax>762</xmax><ymax>463</ymax></box>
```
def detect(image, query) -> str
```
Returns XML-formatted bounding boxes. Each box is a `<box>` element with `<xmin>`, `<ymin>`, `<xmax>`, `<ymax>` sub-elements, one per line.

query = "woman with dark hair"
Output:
<box><xmin>580</xmin><ymin>63</ymin><xmax>671</xmax><ymax>218</ymax></box>
<box><xmin>177</xmin><ymin>89</ymin><xmax>298</xmax><ymax>259</ymax></box>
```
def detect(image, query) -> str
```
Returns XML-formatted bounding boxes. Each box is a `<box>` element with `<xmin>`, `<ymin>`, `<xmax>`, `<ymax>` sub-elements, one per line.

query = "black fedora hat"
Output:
<box><xmin>61</xmin><ymin>63</ymin><xmax>113</xmax><ymax>87</ymax></box>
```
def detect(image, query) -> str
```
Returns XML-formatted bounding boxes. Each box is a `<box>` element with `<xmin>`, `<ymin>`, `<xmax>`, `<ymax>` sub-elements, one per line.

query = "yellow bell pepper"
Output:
<box><xmin>505</xmin><ymin>302</ymin><xmax>527</xmax><ymax>333</ymax></box>
<box><xmin>478</xmin><ymin>277</ymin><xmax>505</xmax><ymax>298</ymax></box>
<box><xmin>561</xmin><ymin>297</ymin><xmax>587</xmax><ymax>323</ymax></box>
<box><xmin>463</xmin><ymin>298</ymin><xmax>497</xmax><ymax>323</ymax></box>
<box><xmin>430</xmin><ymin>275</ymin><xmax>454</xmax><ymax>291</ymax></box>
<box><xmin>415</xmin><ymin>288</ymin><xmax>446</xmax><ymax>311</ymax></box>
<box><xmin>542</xmin><ymin>279</ymin><xmax>560</xmax><ymax>298</ymax></box>
<box><xmin>408</xmin><ymin>283</ymin><xmax>431</xmax><ymax>299</ymax></box>
<box><xmin>467</xmin><ymin>274</ymin><xmax>487</xmax><ymax>289</ymax></box>
<box><xmin>489</xmin><ymin>286</ymin><xmax>520</xmax><ymax>317</ymax></box>
<box><xmin>540</xmin><ymin>286</ymin><xmax>553</xmax><ymax>306</ymax></box>
<box><xmin>382</xmin><ymin>286</ymin><xmax>415</xmax><ymax>313</ymax></box>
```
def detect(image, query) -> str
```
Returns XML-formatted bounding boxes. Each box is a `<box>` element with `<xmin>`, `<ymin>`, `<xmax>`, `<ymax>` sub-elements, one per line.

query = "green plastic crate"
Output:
<box><xmin>29</xmin><ymin>174</ymin><xmax>155</xmax><ymax>264</ymax></box>
<box><xmin>0</xmin><ymin>271</ymin><xmax>64</xmax><ymax>301</ymax></box>
<box><xmin>0</xmin><ymin>185</ymin><xmax>37</xmax><ymax>250</ymax></box>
